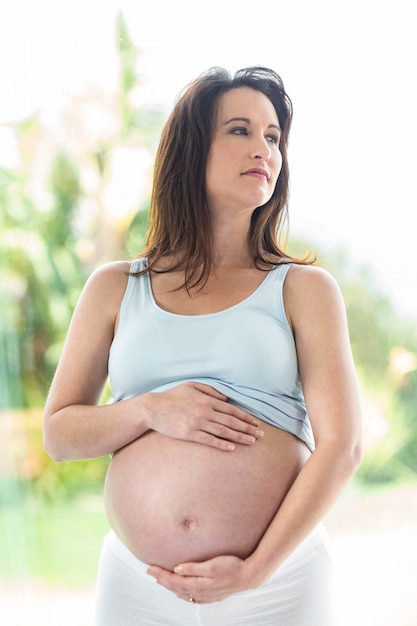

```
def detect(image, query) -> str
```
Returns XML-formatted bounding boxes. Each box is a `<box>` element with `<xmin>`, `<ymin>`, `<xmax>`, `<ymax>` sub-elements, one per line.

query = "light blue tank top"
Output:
<box><xmin>108</xmin><ymin>258</ymin><xmax>314</xmax><ymax>450</ymax></box>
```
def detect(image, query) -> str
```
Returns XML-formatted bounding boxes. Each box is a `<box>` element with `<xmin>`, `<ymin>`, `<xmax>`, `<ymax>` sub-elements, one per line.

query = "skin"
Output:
<box><xmin>43</xmin><ymin>87</ymin><xmax>363</xmax><ymax>605</ymax></box>
<box><xmin>205</xmin><ymin>86</ymin><xmax>282</xmax><ymax>227</ymax></box>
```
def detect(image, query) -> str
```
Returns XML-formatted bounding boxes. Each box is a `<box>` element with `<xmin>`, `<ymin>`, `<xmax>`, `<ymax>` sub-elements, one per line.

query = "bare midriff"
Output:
<box><xmin>104</xmin><ymin>421</ymin><xmax>310</xmax><ymax>570</ymax></box>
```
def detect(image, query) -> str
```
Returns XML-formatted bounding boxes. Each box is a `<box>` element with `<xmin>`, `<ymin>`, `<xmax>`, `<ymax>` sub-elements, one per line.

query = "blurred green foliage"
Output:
<box><xmin>1</xmin><ymin>14</ymin><xmax>416</xmax><ymax>504</ymax></box>
<box><xmin>0</xmin><ymin>14</ymin><xmax>161</xmax><ymax>502</ymax></box>
<box><xmin>0</xmin><ymin>499</ymin><xmax>109</xmax><ymax>586</ymax></box>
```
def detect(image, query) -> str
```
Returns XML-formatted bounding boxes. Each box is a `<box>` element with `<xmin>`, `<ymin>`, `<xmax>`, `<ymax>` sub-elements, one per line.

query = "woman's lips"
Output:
<box><xmin>241</xmin><ymin>168</ymin><xmax>269</xmax><ymax>180</ymax></box>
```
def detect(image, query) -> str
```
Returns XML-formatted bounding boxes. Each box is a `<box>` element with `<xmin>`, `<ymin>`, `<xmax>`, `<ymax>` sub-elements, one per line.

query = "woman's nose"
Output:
<box><xmin>251</xmin><ymin>136</ymin><xmax>271</xmax><ymax>161</ymax></box>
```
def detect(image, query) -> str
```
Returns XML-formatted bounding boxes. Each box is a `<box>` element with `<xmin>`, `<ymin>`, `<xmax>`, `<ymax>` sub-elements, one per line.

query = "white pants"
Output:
<box><xmin>96</xmin><ymin>525</ymin><xmax>333</xmax><ymax>626</ymax></box>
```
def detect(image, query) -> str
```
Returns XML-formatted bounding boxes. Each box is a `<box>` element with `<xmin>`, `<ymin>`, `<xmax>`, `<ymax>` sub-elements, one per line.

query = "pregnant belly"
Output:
<box><xmin>104</xmin><ymin>423</ymin><xmax>310</xmax><ymax>570</ymax></box>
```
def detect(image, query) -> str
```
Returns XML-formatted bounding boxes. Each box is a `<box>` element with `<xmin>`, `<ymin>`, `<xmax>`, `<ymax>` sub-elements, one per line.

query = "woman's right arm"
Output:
<box><xmin>43</xmin><ymin>263</ymin><xmax>262</xmax><ymax>462</ymax></box>
<box><xmin>42</xmin><ymin>261</ymin><xmax>150</xmax><ymax>461</ymax></box>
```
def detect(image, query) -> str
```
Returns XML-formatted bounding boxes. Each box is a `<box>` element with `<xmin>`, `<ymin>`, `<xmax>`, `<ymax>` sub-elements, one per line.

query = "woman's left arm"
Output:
<box><xmin>147</xmin><ymin>266</ymin><xmax>363</xmax><ymax>602</ymax></box>
<box><xmin>242</xmin><ymin>265</ymin><xmax>363</xmax><ymax>579</ymax></box>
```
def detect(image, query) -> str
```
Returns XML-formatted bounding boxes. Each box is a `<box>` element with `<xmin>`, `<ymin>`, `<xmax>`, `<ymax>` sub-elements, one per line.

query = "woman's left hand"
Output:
<box><xmin>146</xmin><ymin>554</ymin><xmax>257</xmax><ymax>604</ymax></box>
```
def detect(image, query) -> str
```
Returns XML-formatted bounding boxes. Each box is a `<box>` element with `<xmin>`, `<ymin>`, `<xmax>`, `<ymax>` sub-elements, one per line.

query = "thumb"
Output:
<box><xmin>174</xmin><ymin>561</ymin><xmax>212</xmax><ymax>577</ymax></box>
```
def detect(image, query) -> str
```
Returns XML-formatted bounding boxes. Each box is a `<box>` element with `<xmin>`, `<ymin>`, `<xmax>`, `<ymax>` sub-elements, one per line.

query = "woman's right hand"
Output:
<box><xmin>145</xmin><ymin>382</ymin><xmax>264</xmax><ymax>451</ymax></box>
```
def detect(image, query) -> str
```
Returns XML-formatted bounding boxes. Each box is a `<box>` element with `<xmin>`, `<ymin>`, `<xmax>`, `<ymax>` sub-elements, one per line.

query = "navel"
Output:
<box><xmin>180</xmin><ymin>516</ymin><xmax>197</xmax><ymax>531</ymax></box>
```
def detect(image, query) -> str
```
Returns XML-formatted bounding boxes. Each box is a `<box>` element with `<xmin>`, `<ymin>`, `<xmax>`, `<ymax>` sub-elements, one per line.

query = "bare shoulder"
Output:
<box><xmin>74</xmin><ymin>260</ymin><xmax>132</xmax><ymax>324</ymax></box>
<box><xmin>83</xmin><ymin>260</ymin><xmax>131</xmax><ymax>298</ymax></box>
<box><xmin>283</xmin><ymin>264</ymin><xmax>346</xmax><ymax>332</ymax></box>
<box><xmin>87</xmin><ymin>260</ymin><xmax>131</xmax><ymax>287</ymax></box>
<box><xmin>284</xmin><ymin>264</ymin><xmax>341</xmax><ymax>297</ymax></box>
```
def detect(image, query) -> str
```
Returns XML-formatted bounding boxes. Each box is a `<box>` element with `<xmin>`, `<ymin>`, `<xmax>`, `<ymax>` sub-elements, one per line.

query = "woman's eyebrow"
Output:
<box><xmin>223</xmin><ymin>117</ymin><xmax>251</xmax><ymax>126</ymax></box>
<box><xmin>223</xmin><ymin>117</ymin><xmax>281</xmax><ymax>131</ymax></box>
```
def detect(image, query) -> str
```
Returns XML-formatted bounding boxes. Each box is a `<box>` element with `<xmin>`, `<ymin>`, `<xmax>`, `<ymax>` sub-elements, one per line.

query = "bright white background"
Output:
<box><xmin>1</xmin><ymin>0</ymin><xmax>416</xmax><ymax>320</ymax></box>
<box><xmin>1</xmin><ymin>4</ymin><xmax>416</xmax><ymax>625</ymax></box>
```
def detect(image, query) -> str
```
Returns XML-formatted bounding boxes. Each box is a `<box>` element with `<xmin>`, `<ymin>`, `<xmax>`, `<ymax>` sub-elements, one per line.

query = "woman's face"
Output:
<box><xmin>205</xmin><ymin>87</ymin><xmax>283</xmax><ymax>218</ymax></box>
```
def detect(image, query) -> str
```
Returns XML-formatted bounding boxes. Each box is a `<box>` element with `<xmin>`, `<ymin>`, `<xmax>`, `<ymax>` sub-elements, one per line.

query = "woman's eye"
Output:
<box><xmin>267</xmin><ymin>134</ymin><xmax>279</xmax><ymax>144</ymax></box>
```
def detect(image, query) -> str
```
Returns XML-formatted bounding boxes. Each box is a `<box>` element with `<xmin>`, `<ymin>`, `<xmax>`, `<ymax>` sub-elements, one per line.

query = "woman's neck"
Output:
<box><xmin>210</xmin><ymin>213</ymin><xmax>253</xmax><ymax>268</ymax></box>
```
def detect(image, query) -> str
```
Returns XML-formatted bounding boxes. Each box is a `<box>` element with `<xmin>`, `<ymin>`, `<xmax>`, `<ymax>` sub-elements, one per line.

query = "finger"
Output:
<box><xmin>193</xmin><ymin>431</ymin><xmax>237</xmax><ymax>451</ymax></box>
<box><xmin>210</xmin><ymin>412</ymin><xmax>264</xmax><ymax>437</ymax></box>
<box><xmin>217</xmin><ymin>402</ymin><xmax>261</xmax><ymax>426</ymax></box>
<box><xmin>179</xmin><ymin>594</ymin><xmax>212</xmax><ymax>605</ymax></box>
<box><xmin>174</xmin><ymin>561</ymin><xmax>215</xmax><ymax>578</ymax></box>
<box><xmin>191</xmin><ymin>383</ymin><xmax>261</xmax><ymax>429</ymax></box>
<box><xmin>205</xmin><ymin>422</ymin><xmax>261</xmax><ymax>446</ymax></box>
<box><xmin>193</xmin><ymin>421</ymin><xmax>264</xmax><ymax>449</ymax></box>
<box><xmin>146</xmin><ymin>567</ymin><xmax>186</xmax><ymax>594</ymax></box>
<box><xmin>192</xmin><ymin>383</ymin><xmax>228</xmax><ymax>400</ymax></box>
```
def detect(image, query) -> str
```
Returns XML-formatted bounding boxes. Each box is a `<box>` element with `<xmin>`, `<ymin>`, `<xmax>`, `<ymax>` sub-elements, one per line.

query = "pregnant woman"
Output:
<box><xmin>43</xmin><ymin>66</ymin><xmax>363</xmax><ymax>625</ymax></box>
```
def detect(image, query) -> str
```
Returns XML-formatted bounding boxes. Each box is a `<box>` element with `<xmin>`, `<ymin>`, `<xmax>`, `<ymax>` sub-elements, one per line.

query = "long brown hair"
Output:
<box><xmin>139</xmin><ymin>66</ymin><xmax>308</xmax><ymax>289</ymax></box>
